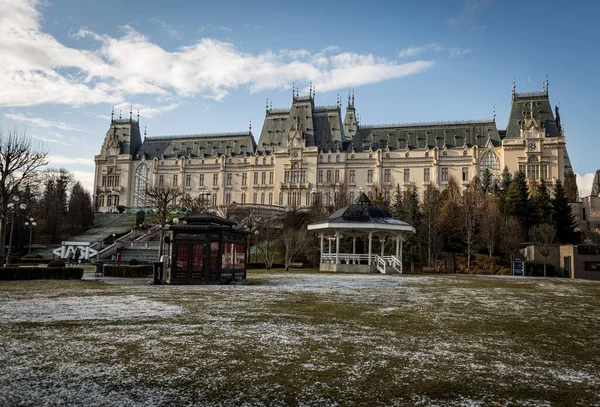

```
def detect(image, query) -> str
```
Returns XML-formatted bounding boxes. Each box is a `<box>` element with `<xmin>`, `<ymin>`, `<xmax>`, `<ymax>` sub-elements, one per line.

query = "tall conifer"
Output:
<box><xmin>551</xmin><ymin>180</ymin><xmax>579</xmax><ymax>243</ymax></box>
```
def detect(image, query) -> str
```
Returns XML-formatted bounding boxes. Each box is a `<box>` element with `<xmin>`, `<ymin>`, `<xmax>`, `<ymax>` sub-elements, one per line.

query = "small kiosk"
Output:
<box><xmin>169</xmin><ymin>214</ymin><xmax>248</xmax><ymax>284</ymax></box>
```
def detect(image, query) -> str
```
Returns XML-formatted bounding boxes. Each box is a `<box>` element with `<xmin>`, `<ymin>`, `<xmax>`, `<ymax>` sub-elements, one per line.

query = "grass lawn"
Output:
<box><xmin>0</xmin><ymin>271</ymin><xmax>599</xmax><ymax>406</ymax></box>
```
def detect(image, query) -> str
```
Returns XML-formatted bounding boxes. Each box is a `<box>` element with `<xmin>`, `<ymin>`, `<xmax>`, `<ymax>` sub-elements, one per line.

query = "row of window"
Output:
<box><xmin>101</xmin><ymin>175</ymin><xmax>120</xmax><ymax>187</ymax></box>
<box><xmin>519</xmin><ymin>164</ymin><xmax>549</xmax><ymax>180</ymax></box>
<box><xmin>97</xmin><ymin>194</ymin><xmax>120</xmax><ymax>207</ymax></box>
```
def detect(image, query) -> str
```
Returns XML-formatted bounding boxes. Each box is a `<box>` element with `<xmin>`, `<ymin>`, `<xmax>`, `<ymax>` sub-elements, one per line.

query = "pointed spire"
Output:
<box><xmin>129</xmin><ymin>104</ymin><xmax>132</xmax><ymax>121</ymax></box>
<box><xmin>348</xmin><ymin>89</ymin><xmax>351</xmax><ymax>107</ymax></box>
<box><xmin>270</xmin><ymin>101</ymin><xmax>272</xmax><ymax>111</ymax></box>
<box><xmin>111</xmin><ymin>105</ymin><xmax>114</xmax><ymax>122</ymax></box>
<box><xmin>266</xmin><ymin>97</ymin><xmax>269</xmax><ymax>112</ymax></box>
<box><xmin>493</xmin><ymin>105</ymin><xmax>496</xmax><ymax>122</ymax></box>
<box><xmin>351</xmin><ymin>88</ymin><xmax>355</xmax><ymax>106</ymax></box>
<box><xmin>144</xmin><ymin>126</ymin><xmax>147</xmax><ymax>137</ymax></box>
<box><xmin>249</xmin><ymin>118</ymin><xmax>252</xmax><ymax>133</ymax></box>
<box><xmin>512</xmin><ymin>76</ymin><xmax>516</xmax><ymax>97</ymax></box>
<box><xmin>292</xmin><ymin>82</ymin><xmax>295</xmax><ymax>99</ymax></box>
<box><xmin>137</xmin><ymin>109</ymin><xmax>139</xmax><ymax>122</ymax></box>
<box><xmin>119</xmin><ymin>109</ymin><xmax>122</xmax><ymax>120</ymax></box>
<box><xmin>312</xmin><ymin>85</ymin><xmax>315</xmax><ymax>101</ymax></box>
<box><xmin>309</xmin><ymin>81</ymin><xmax>312</xmax><ymax>98</ymax></box>
<box><xmin>545</xmin><ymin>73</ymin><xmax>549</xmax><ymax>93</ymax></box>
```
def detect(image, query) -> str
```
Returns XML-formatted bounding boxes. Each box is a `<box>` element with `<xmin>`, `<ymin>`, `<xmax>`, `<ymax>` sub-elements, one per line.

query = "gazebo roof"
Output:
<box><xmin>307</xmin><ymin>193</ymin><xmax>415</xmax><ymax>234</ymax></box>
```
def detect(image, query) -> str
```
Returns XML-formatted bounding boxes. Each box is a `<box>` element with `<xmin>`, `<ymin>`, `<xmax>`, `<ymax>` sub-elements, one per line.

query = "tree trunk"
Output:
<box><xmin>543</xmin><ymin>256</ymin><xmax>547</xmax><ymax>278</ymax></box>
<box><xmin>158</xmin><ymin>227</ymin><xmax>165</xmax><ymax>261</ymax></box>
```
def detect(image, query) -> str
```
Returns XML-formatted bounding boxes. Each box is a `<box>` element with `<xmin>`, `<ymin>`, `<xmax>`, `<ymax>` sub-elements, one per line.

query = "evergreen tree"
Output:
<box><xmin>504</xmin><ymin>171</ymin><xmax>531</xmax><ymax>232</ymax></box>
<box><xmin>531</xmin><ymin>179</ymin><xmax>552</xmax><ymax>225</ymax></box>
<box><xmin>551</xmin><ymin>180</ymin><xmax>579</xmax><ymax>243</ymax></box>
<box><xmin>563</xmin><ymin>170</ymin><xmax>579</xmax><ymax>203</ymax></box>
<box><xmin>497</xmin><ymin>166</ymin><xmax>513</xmax><ymax>214</ymax></box>
<box><xmin>67</xmin><ymin>182</ymin><xmax>94</xmax><ymax>235</ymax></box>
<box><xmin>480</xmin><ymin>168</ymin><xmax>494</xmax><ymax>196</ymax></box>
<box><xmin>421</xmin><ymin>184</ymin><xmax>442</xmax><ymax>268</ymax></box>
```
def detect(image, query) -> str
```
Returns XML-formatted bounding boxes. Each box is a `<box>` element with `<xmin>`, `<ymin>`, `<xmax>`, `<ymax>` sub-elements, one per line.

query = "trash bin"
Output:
<box><xmin>95</xmin><ymin>261</ymin><xmax>104</xmax><ymax>277</ymax></box>
<box><xmin>153</xmin><ymin>262</ymin><xmax>164</xmax><ymax>284</ymax></box>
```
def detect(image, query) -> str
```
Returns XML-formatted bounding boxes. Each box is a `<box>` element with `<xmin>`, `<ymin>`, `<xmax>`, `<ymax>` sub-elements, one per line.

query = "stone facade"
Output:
<box><xmin>93</xmin><ymin>84</ymin><xmax>572</xmax><ymax>213</ymax></box>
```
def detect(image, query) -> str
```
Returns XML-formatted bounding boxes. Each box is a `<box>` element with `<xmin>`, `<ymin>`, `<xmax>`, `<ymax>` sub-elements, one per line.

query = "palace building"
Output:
<box><xmin>93</xmin><ymin>79</ymin><xmax>572</xmax><ymax>212</ymax></box>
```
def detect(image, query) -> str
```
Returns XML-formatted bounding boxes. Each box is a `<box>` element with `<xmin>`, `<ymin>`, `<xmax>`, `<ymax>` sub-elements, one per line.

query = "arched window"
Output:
<box><xmin>528</xmin><ymin>155</ymin><xmax>539</xmax><ymax>162</ymax></box>
<box><xmin>263</xmin><ymin>157</ymin><xmax>267</xmax><ymax>165</ymax></box>
<box><xmin>271</xmin><ymin>157</ymin><xmax>274</xmax><ymax>164</ymax></box>
<box><xmin>98</xmin><ymin>194</ymin><xmax>105</xmax><ymax>208</ymax></box>
<box><xmin>133</xmin><ymin>164</ymin><xmax>150</xmax><ymax>208</ymax></box>
<box><xmin>255</xmin><ymin>157</ymin><xmax>259</xmax><ymax>165</ymax></box>
<box><xmin>336</xmin><ymin>154</ymin><xmax>340</xmax><ymax>162</ymax></box>
<box><xmin>479</xmin><ymin>151</ymin><xmax>499</xmax><ymax>171</ymax></box>
<box><xmin>279</xmin><ymin>192</ymin><xmax>283</xmax><ymax>206</ymax></box>
<box><xmin>261</xmin><ymin>193</ymin><xmax>265</xmax><ymax>205</ymax></box>
<box><xmin>349</xmin><ymin>191</ymin><xmax>355</xmax><ymax>203</ymax></box>
<box><xmin>241</xmin><ymin>193</ymin><xmax>246</xmax><ymax>204</ymax></box>
<box><xmin>226</xmin><ymin>193</ymin><xmax>231</xmax><ymax>204</ymax></box>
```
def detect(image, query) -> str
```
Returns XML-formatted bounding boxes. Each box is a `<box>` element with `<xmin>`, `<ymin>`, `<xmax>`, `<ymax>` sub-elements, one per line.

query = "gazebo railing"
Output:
<box><xmin>322</xmin><ymin>253</ymin><xmax>372</xmax><ymax>264</ymax></box>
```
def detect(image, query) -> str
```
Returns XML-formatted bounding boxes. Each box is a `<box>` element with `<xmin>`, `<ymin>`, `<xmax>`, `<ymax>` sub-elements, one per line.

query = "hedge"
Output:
<box><xmin>18</xmin><ymin>258</ymin><xmax>53</xmax><ymax>264</ymax></box>
<box><xmin>0</xmin><ymin>267</ymin><xmax>84</xmax><ymax>281</ymax></box>
<box><xmin>103</xmin><ymin>264</ymin><xmax>154</xmax><ymax>278</ymax></box>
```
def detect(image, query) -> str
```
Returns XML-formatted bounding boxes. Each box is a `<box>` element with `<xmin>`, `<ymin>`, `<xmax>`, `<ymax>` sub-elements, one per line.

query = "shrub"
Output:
<box><xmin>103</xmin><ymin>264</ymin><xmax>153</xmax><ymax>277</ymax></box>
<box><xmin>18</xmin><ymin>257</ymin><xmax>53</xmax><ymax>264</ymax></box>
<box><xmin>48</xmin><ymin>260</ymin><xmax>66</xmax><ymax>268</ymax></box>
<box><xmin>128</xmin><ymin>258</ymin><xmax>139</xmax><ymax>266</ymax></box>
<box><xmin>0</xmin><ymin>267</ymin><xmax>83</xmax><ymax>281</ymax></box>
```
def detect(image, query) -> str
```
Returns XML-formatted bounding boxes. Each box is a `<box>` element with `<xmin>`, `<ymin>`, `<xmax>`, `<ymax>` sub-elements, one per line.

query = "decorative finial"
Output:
<box><xmin>144</xmin><ymin>126</ymin><xmax>147</xmax><ymax>137</ymax></box>
<box><xmin>545</xmin><ymin>74</ymin><xmax>549</xmax><ymax>93</ymax></box>
<box><xmin>129</xmin><ymin>104</ymin><xmax>132</xmax><ymax>120</ymax></box>
<box><xmin>312</xmin><ymin>85</ymin><xmax>315</xmax><ymax>100</ymax></box>
<box><xmin>348</xmin><ymin>89</ymin><xmax>351</xmax><ymax>106</ymax></box>
<box><xmin>137</xmin><ymin>109</ymin><xmax>139</xmax><ymax>122</ymax></box>
<box><xmin>512</xmin><ymin>76</ymin><xmax>516</xmax><ymax>96</ymax></box>
<box><xmin>493</xmin><ymin>105</ymin><xmax>496</xmax><ymax>122</ymax></box>
<box><xmin>292</xmin><ymin>82</ymin><xmax>295</xmax><ymax>99</ymax></box>
<box><xmin>119</xmin><ymin>109</ymin><xmax>122</xmax><ymax>120</ymax></box>
<box><xmin>249</xmin><ymin>118</ymin><xmax>252</xmax><ymax>132</ymax></box>
<box><xmin>309</xmin><ymin>81</ymin><xmax>312</xmax><ymax>98</ymax></box>
<box><xmin>530</xmin><ymin>100</ymin><xmax>534</xmax><ymax>118</ymax></box>
<box><xmin>111</xmin><ymin>106</ymin><xmax>114</xmax><ymax>121</ymax></box>
<box><xmin>266</xmin><ymin>97</ymin><xmax>269</xmax><ymax>112</ymax></box>
<box><xmin>351</xmin><ymin>88</ymin><xmax>355</xmax><ymax>106</ymax></box>
<box><xmin>270</xmin><ymin>101</ymin><xmax>272</xmax><ymax>111</ymax></box>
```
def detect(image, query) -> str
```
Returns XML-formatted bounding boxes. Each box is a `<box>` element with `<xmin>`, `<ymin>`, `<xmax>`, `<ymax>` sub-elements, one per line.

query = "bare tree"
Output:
<box><xmin>282</xmin><ymin>227</ymin><xmax>310</xmax><ymax>271</ymax></box>
<box><xmin>180</xmin><ymin>193</ymin><xmax>211</xmax><ymax>214</ymax></box>
<box><xmin>256</xmin><ymin>215</ymin><xmax>277</xmax><ymax>269</ymax></box>
<box><xmin>461</xmin><ymin>181</ymin><xmax>481</xmax><ymax>270</ymax></box>
<box><xmin>0</xmin><ymin>130</ymin><xmax>48</xmax><ymax>264</ymax></box>
<box><xmin>479</xmin><ymin>194</ymin><xmax>501</xmax><ymax>257</ymax></box>
<box><xmin>145</xmin><ymin>186</ymin><xmax>183</xmax><ymax>260</ymax></box>
<box><xmin>586</xmin><ymin>227</ymin><xmax>600</xmax><ymax>256</ymax></box>
<box><xmin>530</xmin><ymin>223</ymin><xmax>557</xmax><ymax>277</ymax></box>
<box><xmin>500</xmin><ymin>216</ymin><xmax>524</xmax><ymax>259</ymax></box>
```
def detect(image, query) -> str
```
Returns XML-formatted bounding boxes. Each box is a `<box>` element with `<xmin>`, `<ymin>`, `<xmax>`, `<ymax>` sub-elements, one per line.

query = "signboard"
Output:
<box><xmin>52</xmin><ymin>241</ymin><xmax>98</xmax><ymax>260</ymax></box>
<box><xmin>584</xmin><ymin>261</ymin><xmax>600</xmax><ymax>271</ymax></box>
<box><xmin>512</xmin><ymin>258</ymin><xmax>525</xmax><ymax>276</ymax></box>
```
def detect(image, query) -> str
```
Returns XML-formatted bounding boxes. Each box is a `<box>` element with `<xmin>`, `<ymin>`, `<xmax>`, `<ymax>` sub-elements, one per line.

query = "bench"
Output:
<box><xmin>290</xmin><ymin>262</ymin><xmax>304</xmax><ymax>268</ymax></box>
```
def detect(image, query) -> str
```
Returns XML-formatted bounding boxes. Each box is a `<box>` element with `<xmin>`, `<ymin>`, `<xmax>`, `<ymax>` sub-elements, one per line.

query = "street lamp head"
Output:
<box><xmin>7</xmin><ymin>203</ymin><xmax>14</xmax><ymax>209</ymax></box>
<box><xmin>30</xmin><ymin>217</ymin><xmax>34</xmax><ymax>222</ymax></box>
<box><xmin>12</xmin><ymin>196</ymin><xmax>19</xmax><ymax>202</ymax></box>
<box><xmin>25</xmin><ymin>222</ymin><xmax>29</xmax><ymax>226</ymax></box>
<box><xmin>32</xmin><ymin>222</ymin><xmax>36</xmax><ymax>226</ymax></box>
<box><xmin>173</xmin><ymin>218</ymin><xmax>179</xmax><ymax>224</ymax></box>
<box><xmin>112</xmin><ymin>233</ymin><xmax>116</xmax><ymax>237</ymax></box>
<box><xmin>19</xmin><ymin>204</ymin><xmax>26</xmax><ymax>210</ymax></box>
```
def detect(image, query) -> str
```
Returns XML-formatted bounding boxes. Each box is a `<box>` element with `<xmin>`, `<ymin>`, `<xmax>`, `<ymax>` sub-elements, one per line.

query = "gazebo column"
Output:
<box><xmin>400</xmin><ymin>235</ymin><xmax>404</xmax><ymax>273</ymax></box>
<box><xmin>328</xmin><ymin>236</ymin><xmax>332</xmax><ymax>263</ymax></box>
<box><xmin>396</xmin><ymin>234</ymin><xmax>400</xmax><ymax>258</ymax></box>
<box><xmin>319</xmin><ymin>234</ymin><xmax>324</xmax><ymax>264</ymax></box>
<box><xmin>368</xmin><ymin>232</ymin><xmax>373</xmax><ymax>265</ymax></box>
<box><xmin>352</xmin><ymin>237</ymin><xmax>356</xmax><ymax>264</ymax></box>
<box><xmin>335</xmin><ymin>232</ymin><xmax>341</xmax><ymax>264</ymax></box>
<box><xmin>380</xmin><ymin>238</ymin><xmax>386</xmax><ymax>257</ymax></box>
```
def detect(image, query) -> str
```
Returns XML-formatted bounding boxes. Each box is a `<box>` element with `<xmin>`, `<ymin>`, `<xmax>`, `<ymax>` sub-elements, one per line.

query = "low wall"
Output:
<box><xmin>319</xmin><ymin>263</ymin><xmax>376</xmax><ymax>273</ymax></box>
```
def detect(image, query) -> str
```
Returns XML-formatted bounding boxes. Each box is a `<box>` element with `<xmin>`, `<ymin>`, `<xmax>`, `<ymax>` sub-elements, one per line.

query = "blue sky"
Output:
<box><xmin>1</xmin><ymin>0</ymin><xmax>599</xmax><ymax>195</ymax></box>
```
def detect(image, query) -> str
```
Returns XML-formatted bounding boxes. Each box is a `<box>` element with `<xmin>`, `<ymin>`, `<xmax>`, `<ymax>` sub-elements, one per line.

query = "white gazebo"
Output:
<box><xmin>307</xmin><ymin>193</ymin><xmax>415</xmax><ymax>274</ymax></box>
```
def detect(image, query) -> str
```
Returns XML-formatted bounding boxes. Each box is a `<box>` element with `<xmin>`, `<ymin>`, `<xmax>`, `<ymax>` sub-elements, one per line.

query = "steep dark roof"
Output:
<box><xmin>316</xmin><ymin>193</ymin><xmax>412</xmax><ymax>227</ymax></box>
<box><xmin>257</xmin><ymin>96</ymin><xmax>344</xmax><ymax>152</ymax></box>
<box><xmin>505</xmin><ymin>91</ymin><xmax>560</xmax><ymax>139</ymax></box>
<box><xmin>352</xmin><ymin>120</ymin><xmax>500</xmax><ymax>151</ymax></box>
<box><xmin>135</xmin><ymin>132</ymin><xmax>256</xmax><ymax>159</ymax></box>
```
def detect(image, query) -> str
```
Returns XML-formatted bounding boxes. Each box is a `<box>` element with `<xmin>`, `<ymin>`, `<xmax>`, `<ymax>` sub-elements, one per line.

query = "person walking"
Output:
<box><xmin>116</xmin><ymin>251</ymin><xmax>122</xmax><ymax>263</ymax></box>
<box><xmin>74</xmin><ymin>248</ymin><xmax>81</xmax><ymax>265</ymax></box>
<box><xmin>111</xmin><ymin>253</ymin><xmax>116</xmax><ymax>262</ymax></box>
<box><xmin>67</xmin><ymin>251</ymin><xmax>74</xmax><ymax>266</ymax></box>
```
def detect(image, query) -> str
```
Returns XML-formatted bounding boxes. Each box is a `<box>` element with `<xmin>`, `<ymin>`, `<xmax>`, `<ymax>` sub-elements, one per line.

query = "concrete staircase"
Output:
<box><xmin>118</xmin><ymin>248</ymin><xmax>160</xmax><ymax>263</ymax></box>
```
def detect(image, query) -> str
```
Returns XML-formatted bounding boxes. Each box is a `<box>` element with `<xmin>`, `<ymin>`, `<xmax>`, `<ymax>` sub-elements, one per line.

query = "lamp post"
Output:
<box><xmin>5</xmin><ymin>195</ymin><xmax>27</xmax><ymax>266</ymax></box>
<box><xmin>24</xmin><ymin>218</ymin><xmax>36</xmax><ymax>256</ymax></box>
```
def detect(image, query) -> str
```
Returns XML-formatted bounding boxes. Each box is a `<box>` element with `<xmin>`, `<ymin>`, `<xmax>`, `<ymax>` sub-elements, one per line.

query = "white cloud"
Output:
<box><xmin>48</xmin><ymin>154</ymin><xmax>93</xmax><ymax>166</ymax></box>
<box><xmin>0</xmin><ymin>0</ymin><xmax>434</xmax><ymax>107</ymax></box>
<box><xmin>577</xmin><ymin>172</ymin><xmax>597</xmax><ymax>198</ymax></box>
<box><xmin>149</xmin><ymin>17</ymin><xmax>182</xmax><ymax>39</ymax></box>
<box><xmin>112</xmin><ymin>102</ymin><xmax>181</xmax><ymax>119</ymax></box>
<box><xmin>450</xmin><ymin>48</ymin><xmax>472</xmax><ymax>57</ymax></box>
<box><xmin>4</xmin><ymin>113</ymin><xmax>83</xmax><ymax>131</ymax></box>
<box><xmin>448</xmin><ymin>0</ymin><xmax>492</xmax><ymax>29</ymax></box>
<box><xmin>72</xmin><ymin>170</ymin><xmax>95</xmax><ymax>193</ymax></box>
<box><xmin>398</xmin><ymin>43</ymin><xmax>443</xmax><ymax>58</ymax></box>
